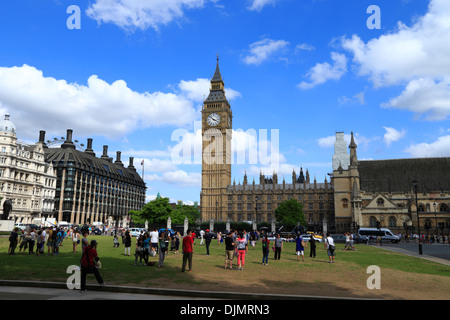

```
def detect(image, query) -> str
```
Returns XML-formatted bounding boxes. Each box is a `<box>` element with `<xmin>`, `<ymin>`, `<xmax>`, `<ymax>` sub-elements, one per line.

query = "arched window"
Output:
<box><xmin>418</xmin><ymin>204</ymin><xmax>425</xmax><ymax>212</ymax></box>
<box><xmin>369</xmin><ymin>216</ymin><xmax>377</xmax><ymax>227</ymax></box>
<box><xmin>440</xmin><ymin>204</ymin><xmax>448</xmax><ymax>212</ymax></box>
<box><xmin>388</xmin><ymin>216</ymin><xmax>396</xmax><ymax>227</ymax></box>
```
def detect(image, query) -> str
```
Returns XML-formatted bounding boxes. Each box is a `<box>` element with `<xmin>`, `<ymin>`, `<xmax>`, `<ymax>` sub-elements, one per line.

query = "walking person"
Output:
<box><xmin>325</xmin><ymin>232</ymin><xmax>336</xmax><ymax>263</ymax></box>
<box><xmin>124</xmin><ymin>230</ymin><xmax>132</xmax><ymax>256</ymax></box>
<box><xmin>141</xmin><ymin>233</ymin><xmax>151</xmax><ymax>264</ymax></box>
<box><xmin>80</xmin><ymin>240</ymin><xmax>104</xmax><ymax>293</ymax></box>
<box><xmin>200</xmin><ymin>229</ymin><xmax>205</xmax><ymax>245</ymax></box>
<box><xmin>261</xmin><ymin>235</ymin><xmax>270</xmax><ymax>265</ymax></box>
<box><xmin>295</xmin><ymin>233</ymin><xmax>307</xmax><ymax>262</ymax></box>
<box><xmin>181</xmin><ymin>230</ymin><xmax>194</xmax><ymax>272</ymax></box>
<box><xmin>18</xmin><ymin>229</ymin><xmax>29</xmax><ymax>254</ymax></box>
<box><xmin>309</xmin><ymin>235</ymin><xmax>316</xmax><ymax>258</ymax></box>
<box><xmin>150</xmin><ymin>228</ymin><xmax>159</xmax><ymax>255</ymax></box>
<box><xmin>273</xmin><ymin>233</ymin><xmax>283</xmax><ymax>260</ymax></box>
<box><xmin>235</xmin><ymin>232</ymin><xmax>248</xmax><ymax>271</ymax></box>
<box><xmin>224</xmin><ymin>231</ymin><xmax>235</xmax><ymax>270</ymax></box>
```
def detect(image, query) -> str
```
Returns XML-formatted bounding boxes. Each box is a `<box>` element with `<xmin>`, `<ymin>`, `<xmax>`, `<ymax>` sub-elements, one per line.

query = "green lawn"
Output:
<box><xmin>1</xmin><ymin>235</ymin><xmax>449</xmax><ymax>298</ymax></box>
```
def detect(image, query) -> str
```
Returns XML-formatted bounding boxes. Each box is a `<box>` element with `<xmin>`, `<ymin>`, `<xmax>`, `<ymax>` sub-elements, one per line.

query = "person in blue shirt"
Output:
<box><xmin>295</xmin><ymin>234</ymin><xmax>307</xmax><ymax>262</ymax></box>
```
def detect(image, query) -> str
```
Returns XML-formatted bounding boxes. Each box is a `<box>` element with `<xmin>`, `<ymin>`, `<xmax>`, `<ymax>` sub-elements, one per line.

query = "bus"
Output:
<box><xmin>358</xmin><ymin>228</ymin><xmax>400</xmax><ymax>243</ymax></box>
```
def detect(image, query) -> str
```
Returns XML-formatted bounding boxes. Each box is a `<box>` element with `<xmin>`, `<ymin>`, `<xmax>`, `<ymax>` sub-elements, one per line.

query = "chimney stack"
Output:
<box><xmin>61</xmin><ymin>129</ymin><xmax>75</xmax><ymax>149</ymax></box>
<box><xmin>115</xmin><ymin>151</ymin><xmax>123</xmax><ymax>166</ymax></box>
<box><xmin>84</xmin><ymin>138</ymin><xmax>96</xmax><ymax>157</ymax></box>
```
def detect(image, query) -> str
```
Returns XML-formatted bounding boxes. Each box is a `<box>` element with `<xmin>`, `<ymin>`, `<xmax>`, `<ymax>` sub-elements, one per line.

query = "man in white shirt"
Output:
<box><xmin>200</xmin><ymin>229</ymin><xmax>205</xmax><ymax>245</ymax></box>
<box><xmin>150</xmin><ymin>228</ymin><xmax>159</xmax><ymax>254</ymax></box>
<box><xmin>325</xmin><ymin>233</ymin><xmax>336</xmax><ymax>263</ymax></box>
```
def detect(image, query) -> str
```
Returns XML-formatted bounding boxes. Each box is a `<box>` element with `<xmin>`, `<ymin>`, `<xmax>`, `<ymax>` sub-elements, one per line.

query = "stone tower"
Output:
<box><xmin>200</xmin><ymin>57</ymin><xmax>232</xmax><ymax>221</ymax></box>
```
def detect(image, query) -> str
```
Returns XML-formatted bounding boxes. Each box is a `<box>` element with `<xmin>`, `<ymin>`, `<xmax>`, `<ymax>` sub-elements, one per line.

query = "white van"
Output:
<box><xmin>358</xmin><ymin>228</ymin><xmax>400</xmax><ymax>243</ymax></box>
<box><xmin>14</xmin><ymin>223</ymin><xmax>27</xmax><ymax>230</ymax></box>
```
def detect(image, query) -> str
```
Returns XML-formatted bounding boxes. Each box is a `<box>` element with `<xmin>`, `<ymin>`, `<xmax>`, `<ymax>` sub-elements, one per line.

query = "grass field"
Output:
<box><xmin>1</xmin><ymin>235</ymin><xmax>449</xmax><ymax>299</ymax></box>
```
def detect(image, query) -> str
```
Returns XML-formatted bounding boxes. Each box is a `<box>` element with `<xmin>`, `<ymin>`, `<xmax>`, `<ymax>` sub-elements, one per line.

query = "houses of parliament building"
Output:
<box><xmin>200</xmin><ymin>59</ymin><xmax>450</xmax><ymax>234</ymax></box>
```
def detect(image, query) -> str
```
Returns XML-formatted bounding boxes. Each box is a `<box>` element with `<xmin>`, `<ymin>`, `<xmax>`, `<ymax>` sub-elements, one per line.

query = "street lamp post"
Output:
<box><xmin>433</xmin><ymin>202</ymin><xmax>438</xmax><ymax>237</ymax></box>
<box><xmin>412</xmin><ymin>179</ymin><xmax>423</xmax><ymax>255</ymax></box>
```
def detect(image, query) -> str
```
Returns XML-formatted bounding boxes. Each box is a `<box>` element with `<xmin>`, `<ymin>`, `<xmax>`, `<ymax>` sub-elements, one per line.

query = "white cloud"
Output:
<box><xmin>383</xmin><ymin>127</ymin><xmax>406</xmax><ymax>146</ymax></box>
<box><xmin>147</xmin><ymin>170</ymin><xmax>201</xmax><ymax>187</ymax></box>
<box><xmin>178</xmin><ymin>78</ymin><xmax>242</xmax><ymax>102</ymax></box>
<box><xmin>242</xmin><ymin>38</ymin><xmax>289</xmax><ymax>65</ymax></box>
<box><xmin>382</xmin><ymin>78</ymin><xmax>450</xmax><ymax>121</ymax></box>
<box><xmin>341</xmin><ymin>0</ymin><xmax>450</xmax><ymax>120</ymax></box>
<box><xmin>0</xmin><ymin>65</ymin><xmax>242</xmax><ymax>141</ymax></box>
<box><xmin>298</xmin><ymin>52</ymin><xmax>347</xmax><ymax>89</ymax></box>
<box><xmin>338</xmin><ymin>91</ymin><xmax>365</xmax><ymax>105</ymax></box>
<box><xmin>295</xmin><ymin>43</ymin><xmax>315</xmax><ymax>52</ymax></box>
<box><xmin>86</xmin><ymin>0</ymin><xmax>217</xmax><ymax>32</ymax></box>
<box><xmin>247</xmin><ymin>0</ymin><xmax>278</xmax><ymax>12</ymax></box>
<box><xmin>405</xmin><ymin>135</ymin><xmax>450</xmax><ymax>157</ymax></box>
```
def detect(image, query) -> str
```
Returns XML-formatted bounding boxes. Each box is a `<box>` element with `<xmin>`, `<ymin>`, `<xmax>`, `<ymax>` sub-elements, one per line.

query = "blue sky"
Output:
<box><xmin>1</xmin><ymin>0</ymin><xmax>449</xmax><ymax>205</ymax></box>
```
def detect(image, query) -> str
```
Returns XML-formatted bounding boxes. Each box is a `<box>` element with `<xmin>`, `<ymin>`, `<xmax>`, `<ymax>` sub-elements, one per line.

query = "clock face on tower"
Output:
<box><xmin>207</xmin><ymin>113</ymin><xmax>220</xmax><ymax>126</ymax></box>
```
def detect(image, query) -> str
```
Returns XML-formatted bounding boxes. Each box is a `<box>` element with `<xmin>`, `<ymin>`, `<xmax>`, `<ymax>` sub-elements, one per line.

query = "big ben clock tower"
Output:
<box><xmin>200</xmin><ymin>56</ymin><xmax>232</xmax><ymax>221</ymax></box>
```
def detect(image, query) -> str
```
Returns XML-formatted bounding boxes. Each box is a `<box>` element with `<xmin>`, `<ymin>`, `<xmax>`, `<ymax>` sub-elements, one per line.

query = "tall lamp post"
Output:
<box><xmin>433</xmin><ymin>202</ymin><xmax>438</xmax><ymax>237</ymax></box>
<box><xmin>412</xmin><ymin>179</ymin><xmax>423</xmax><ymax>255</ymax></box>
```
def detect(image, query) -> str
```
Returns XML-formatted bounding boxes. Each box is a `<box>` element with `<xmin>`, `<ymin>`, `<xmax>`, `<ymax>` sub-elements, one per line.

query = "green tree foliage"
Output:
<box><xmin>130</xmin><ymin>198</ymin><xmax>201</xmax><ymax>226</ymax></box>
<box><xmin>274</xmin><ymin>199</ymin><xmax>307</xmax><ymax>229</ymax></box>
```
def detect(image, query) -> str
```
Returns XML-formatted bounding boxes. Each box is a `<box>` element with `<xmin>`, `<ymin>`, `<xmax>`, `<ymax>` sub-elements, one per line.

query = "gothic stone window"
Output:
<box><xmin>388</xmin><ymin>216</ymin><xmax>397</xmax><ymax>227</ymax></box>
<box><xmin>369</xmin><ymin>216</ymin><xmax>377</xmax><ymax>227</ymax></box>
<box><xmin>342</xmin><ymin>198</ymin><xmax>348</xmax><ymax>208</ymax></box>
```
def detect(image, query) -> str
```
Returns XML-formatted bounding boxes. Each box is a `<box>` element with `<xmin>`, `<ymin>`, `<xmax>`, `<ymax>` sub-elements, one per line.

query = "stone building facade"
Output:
<box><xmin>0</xmin><ymin>115</ymin><xmax>57</xmax><ymax>223</ymax></box>
<box><xmin>332</xmin><ymin>131</ymin><xmax>450</xmax><ymax>235</ymax></box>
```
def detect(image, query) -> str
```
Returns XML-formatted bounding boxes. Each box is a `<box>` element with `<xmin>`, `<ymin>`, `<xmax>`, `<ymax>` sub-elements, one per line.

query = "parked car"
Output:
<box><xmin>129</xmin><ymin>228</ymin><xmax>145</xmax><ymax>237</ymax></box>
<box><xmin>14</xmin><ymin>223</ymin><xmax>27</xmax><ymax>230</ymax></box>
<box><xmin>331</xmin><ymin>234</ymin><xmax>347</xmax><ymax>243</ymax></box>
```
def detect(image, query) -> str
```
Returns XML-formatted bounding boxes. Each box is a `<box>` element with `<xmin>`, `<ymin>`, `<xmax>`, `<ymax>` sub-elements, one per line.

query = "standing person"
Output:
<box><xmin>235</xmin><ymin>232</ymin><xmax>248</xmax><ymax>271</ymax></box>
<box><xmin>217</xmin><ymin>231</ymin><xmax>222</xmax><ymax>245</ymax></box>
<box><xmin>261</xmin><ymin>235</ymin><xmax>270</xmax><ymax>265</ymax></box>
<box><xmin>273</xmin><ymin>234</ymin><xmax>283</xmax><ymax>260</ymax></box>
<box><xmin>325</xmin><ymin>232</ymin><xmax>336</xmax><ymax>263</ymax></box>
<box><xmin>224</xmin><ymin>232</ymin><xmax>235</xmax><ymax>270</ymax></box>
<box><xmin>199</xmin><ymin>229</ymin><xmax>205</xmax><ymax>245</ymax></box>
<box><xmin>181</xmin><ymin>230</ymin><xmax>194</xmax><ymax>273</ymax></box>
<box><xmin>205</xmin><ymin>229</ymin><xmax>212</xmax><ymax>255</ymax></box>
<box><xmin>54</xmin><ymin>228</ymin><xmax>62</xmax><ymax>255</ymax></box>
<box><xmin>142</xmin><ymin>233</ymin><xmax>151</xmax><ymax>264</ymax></box>
<box><xmin>308</xmin><ymin>235</ymin><xmax>317</xmax><ymax>258</ymax></box>
<box><xmin>250</xmin><ymin>230</ymin><xmax>256</xmax><ymax>250</ymax></box>
<box><xmin>174</xmin><ymin>231</ymin><xmax>181</xmax><ymax>254</ymax></box>
<box><xmin>158</xmin><ymin>231</ymin><xmax>170</xmax><ymax>267</ymax></box>
<box><xmin>124</xmin><ymin>230</ymin><xmax>132</xmax><ymax>256</ymax></box>
<box><xmin>81</xmin><ymin>231</ymin><xmax>89</xmax><ymax>252</ymax></box>
<box><xmin>134</xmin><ymin>234</ymin><xmax>144</xmax><ymax>266</ymax></box>
<box><xmin>150</xmin><ymin>228</ymin><xmax>159</xmax><ymax>255</ymax></box>
<box><xmin>28</xmin><ymin>228</ymin><xmax>36</xmax><ymax>255</ymax></box>
<box><xmin>72</xmin><ymin>228</ymin><xmax>80</xmax><ymax>253</ymax></box>
<box><xmin>18</xmin><ymin>229</ymin><xmax>28</xmax><ymax>254</ymax></box>
<box><xmin>36</xmin><ymin>230</ymin><xmax>44</xmax><ymax>256</ymax></box>
<box><xmin>80</xmin><ymin>240</ymin><xmax>104</xmax><ymax>293</ymax></box>
<box><xmin>8</xmin><ymin>228</ymin><xmax>19</xmax><ymax>255</ymax></box>
<box><xmin>46</xmin><ymin>227</ymin><xmax>54</xmax><ymax>256</ymax></box>
<box><xmin>295</xmin><ymin>233</ymin><xmax>307</xmax><ymax>262</ymax></box>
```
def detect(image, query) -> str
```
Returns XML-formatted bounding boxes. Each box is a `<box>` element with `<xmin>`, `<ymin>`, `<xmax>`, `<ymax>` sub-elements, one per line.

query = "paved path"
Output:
<box><xmin>370</xmin><ymin>242</ymin><xmax>450</xmax><ymax>266</ymax></box>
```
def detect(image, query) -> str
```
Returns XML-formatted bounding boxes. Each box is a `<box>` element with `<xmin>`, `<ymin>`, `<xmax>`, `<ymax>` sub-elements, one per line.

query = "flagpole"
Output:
<box><xmin>141</xmin><ymin>159</ymin><xmax>144</xmax><ymax>179</ymax></box>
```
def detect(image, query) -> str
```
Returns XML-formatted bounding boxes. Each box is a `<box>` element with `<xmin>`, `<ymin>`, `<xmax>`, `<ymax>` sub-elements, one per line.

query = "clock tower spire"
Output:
<box><xmin>200</xmin><ymin>56</ymin><xmax>232</xmax><ymax>222</ymax></box>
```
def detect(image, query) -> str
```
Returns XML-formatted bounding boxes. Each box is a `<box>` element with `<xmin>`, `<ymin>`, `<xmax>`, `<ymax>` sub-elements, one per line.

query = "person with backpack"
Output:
<box><xmin>235</xmin><ymin>232</ymin><xmax>248</xmax><ymax>271</ymax></box>
<box><xmin>158</xmin><ymin>231</ymin><xmax>170</xmax><ymax>268</ymax></box>
<box><xmin>295</xmin><ymin>233</ymin><xmax>307</xmax><ymax>262</ymax></box>
<box><xmin>80</xmin><ymin>240</ymin><xmax>104</xmax><ymax>293</ymax></box>
<box><xmin>261</xmin><ymin>235</ymin><xmax>270</xmax><ymax>265</ymax></box>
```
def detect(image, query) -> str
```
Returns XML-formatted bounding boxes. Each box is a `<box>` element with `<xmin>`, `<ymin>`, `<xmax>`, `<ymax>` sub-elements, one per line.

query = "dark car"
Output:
<box><xmin>331</xmin><ymin>234</ymin><xmax>346</xmax><ymax>243</ymax></box>
<box><xmin>93</xmin><ymin>227</ymin><xmax>102</xmax><ymax>235</ymax></box>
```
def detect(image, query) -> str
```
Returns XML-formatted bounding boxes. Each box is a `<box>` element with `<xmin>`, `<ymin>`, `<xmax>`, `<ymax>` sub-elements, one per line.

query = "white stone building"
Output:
<box><xmin>0</xmin><ymin>114</ymin><xmax>57</xmax><ymax>223</ymax></box>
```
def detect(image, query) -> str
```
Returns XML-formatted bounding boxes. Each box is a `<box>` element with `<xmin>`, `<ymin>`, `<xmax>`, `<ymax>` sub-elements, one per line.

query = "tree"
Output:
<box><xmin>274</xmin><ymin>199</ymin><xmax>307</xmax><ymax>229</ymax></box>
<box><xmin>130</xmin><ymin>197</ymin><xmax>173</xmax><ymax>226</ymax></box>
<box><xmin>172</xmin><ymin>204</ymin><xmax>201</xmax><ymax>225</ymax></box>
